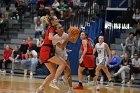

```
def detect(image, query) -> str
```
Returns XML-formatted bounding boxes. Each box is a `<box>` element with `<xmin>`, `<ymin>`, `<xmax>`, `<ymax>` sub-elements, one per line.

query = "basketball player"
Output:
<box><xmin>36</xmin><ymin>16</ymin><xmax>69</xmax><ymax>93</ymax></box>
<box><xmin>52</xmin><ymin>24</ymin><xmax>74</xmax><ymax>93</ymax></box>
<box><xmin>93</xmin><ymin>35</ymin><xmax>112</xmax><ymax>90</ymax></box>
<box><xmin>74</xmin><ymin>32</ymin><xmax>95</xmax><ymax>90</ymax></box>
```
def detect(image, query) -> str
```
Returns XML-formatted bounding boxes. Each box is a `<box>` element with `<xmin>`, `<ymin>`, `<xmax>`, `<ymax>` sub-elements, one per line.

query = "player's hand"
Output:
<box><xmin>79</xmin><ymin>57</ymin><xmax>83</xmax><ymax>64</ymax></box>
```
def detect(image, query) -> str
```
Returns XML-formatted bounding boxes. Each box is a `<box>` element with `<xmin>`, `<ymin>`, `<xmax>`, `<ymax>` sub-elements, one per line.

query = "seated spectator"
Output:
<box><xmin>132</xmin><ymin>9</ymin><xmax>140</xmax><ymax>24</ymax></box>
<box><xmin>73</xmin><ymin>0</ymin><xmax>81</xmax><ymax>8</ymax></box>
<box><xmin>21</xmin><ymin>47</ymin><xmax>38</xmax><ymax>76</ymax></box>
<box><xmin>0</xmin><ymin>45</ymin><xmax>12</xmax><ymax>73</ymax></box>
<box><xmin>52</xmin><ymin>0</ymin><xmax>60</xmax><ymax>9</ymax></box>
<box><xmin>34</xmin><ymin>16</ymin><xmax>40</xmax><ymax>24</ymax></box>
<box><xmin>107</xmin><ymin>50</ymin><xmax>121</xmax><ymax>74</ymax></box>
<box><xmin>50</xmin><ymin>10</ymin><xmax>56</xmax><ymax>16</ymax></box>
<box><xmin>57</xmin><ymin>0</ymin><xmax>68</xmax><ymax>11</ymax></box>
<box><xmin>19</xmin><ymin>39</ymin><xmax>29</xmax><ymax>59</ymax></box>
<box><xmin>26</xmin><ymin>36</ymin><xmax>33</xmax><ymax>48</ymax></box>
<box><xmin>113</xmin><ymin>53</ymin><xmax>131</xmax><ymax>84</ymax></box>
<box><xmin>40</xmin><ymin>14</ymin><xmax>49</xmax><ymax>30</ymax></box>
<box><xmin>130</xmin><ymin>52</ymin><xmax>140</xmax><ymax>81</ymax></box>
<box><xmin>37</xmin><ymin>3</ymin><xmax>46</xmax><ymax>17</ymax></box>
<box><xmin>57</xmin><ymin>10</ymin><xmax>65</xmax><ymax>25</ymax></box>
<box><xmin>0</xmin><ymin>14</ymin><xmax>6</xmax><ymax>34</ymax></box>
<box><xmin>64</xmin><ymin>7</ymin><xmax>73</xmax><ymax>21</ymax></box>
<box><xmin>10</xmin><ymin>4</ymin><xmax>19</xmax><ymax>20</ymax></box>
<box><xmin>9</xmin><ymin>45</ymin><xmax>21</xmax><ymax>74</ymax></box>
<box><xmin>36</xmin><ymin>36</ymin><xmax>44</xmax><ymax>53</ymax></box>
<box><xmin>35</xmin><ymin>19</ymin><xmax>44</xmax><ymax>38</ymax></box>
<box><xmin>125</xmin><ymin>32</ymin><xmax>137</xmax><ymax>58</ymax></box>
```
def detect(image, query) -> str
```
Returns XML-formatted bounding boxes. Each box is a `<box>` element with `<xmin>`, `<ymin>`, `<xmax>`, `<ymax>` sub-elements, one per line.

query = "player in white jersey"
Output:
<box><xmin>52</xmin><ymin>24</ymin><xmax>74</xmax><ymax>93</ymax></box>
<box><xmin>93</xmin><ymin>35</ymin><xmax>112</xmax><ymax>90</ymax></box>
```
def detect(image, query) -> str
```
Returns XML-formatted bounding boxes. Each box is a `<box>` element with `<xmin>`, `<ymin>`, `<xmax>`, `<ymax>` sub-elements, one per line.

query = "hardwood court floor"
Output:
<box><xmin>0</xmin><ymin>74</ymin><xmax>140</xmax><ymax>93</ymax></box>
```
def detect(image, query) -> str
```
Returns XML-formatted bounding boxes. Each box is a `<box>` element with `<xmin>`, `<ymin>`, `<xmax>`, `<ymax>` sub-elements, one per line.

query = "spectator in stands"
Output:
<box><xmin>0</xmin><ymin>45</ymin><xmax>12</xmax><ymax>73</ymax></box>
<box><xmin>26</xmin><ymin>36</ymin><xmax>33</xmax><ymax>48</ymax></box>
<box><xmin>9</xmin><ymin>45</ymin><xmax>21</xmax><ymax>74</ymax></box>
<box><xmin>36</xmin><ymin>36</ymin><xmax>44</xmax><ymax>53</ymax></box>
<box><xmin>132</xmin><ymin>9</ymin><xmax>140</xmax><ymax>24</ymax></box>
<box><xmin>21</xmin><ymin>47</ymin><xmax>38</xmax><ymax>76</ymax></box>
<box><xmin>41</xmin><ymin>14</ymin><xmax>49</xmax><ymax>30</ymax></box>
<box><xmin>10</xmin><ymin>4</ymin><xmax>19</xmax><ymax>20</ymax></box>
<box><xmin>73</xmin><ymin>0</ymin><xmax>81</xmax><ymax>8</ymax></box>
<box><xmin>35</xmin><ymin>18</ymin><xmax>44</xmax><ymax>38</ymax></box>
<box><xmin>125</xmin><ymin>32</ymin><xmax>137</xmax><ymax>58</ymax></box>
<box><xmin>106</xmin><ymin>50</ymin><xmax>121</xmax><ymax>82</ymax></box>
<box><xmin>57</xmin><ymin>0</ymin><xmax>68</xmax><ymax>11</ymax></box>
<box><xmin>52</xmin><ymin>0</ymin><xmax>60</xmax><ymax>9</ymax></box>
<box><xmin>58</xmin><ymin>10</ymin><xmax>65</xmax><ymax>25</ymax></box>
<box><xmin>64</xmin><ymin>7</ymin><xmax>73</xmax><ymax>27</ymax></box>
<box><xmin>37</xmin><ymin>3</ymin><xmax>46</xmax><ymax>17</ymax></box>
<box><xmin>19</xmin><ymin>39</ymin><xmax>29</xmax><ymax>59</ymax></box>
<box><xmin>0</xmin><ymin>14</ymin><xmax>6</xmax><ymax>34</ymax></box>
<box><xmin>113</xmin><ymin>53</ymin><xmax>132</xmax><ymax>84</ymax></box>
<box><xmin>5</xmin><ymin>6</ymin><xmax>12</xmax><ymax>20</ymax></box>
<box><xmin>130</xmin><ymin>52</ymin><xmax>140</xmax><ymax>81</ymax></box>
<box><xmin>50</xmin><ymin>10</ymin><xmax>56</xmax><ymax>16</ymax></box>
<box><xmin>107</xmin><ymin>50</ymin><xmax>121</xmax><ymax>73</ymax></box>
<box><xmin>34</xmin><ymin>16</ymin><xmax>40</xmax><ymax>24</ymax></box>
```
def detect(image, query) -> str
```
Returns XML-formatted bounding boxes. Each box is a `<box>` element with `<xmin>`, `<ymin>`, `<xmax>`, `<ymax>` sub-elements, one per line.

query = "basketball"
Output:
<box><xmin>68</xmin><ymin>27</ymin><xmax>80</xmax><ymax>43</ymax></box>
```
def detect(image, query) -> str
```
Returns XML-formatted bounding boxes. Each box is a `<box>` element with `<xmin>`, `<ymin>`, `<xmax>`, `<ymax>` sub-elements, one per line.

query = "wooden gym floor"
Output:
<box><xmin>0</xmin><ymin>74</ymin><xmax>140</xmax><ymax>93</ymax></box>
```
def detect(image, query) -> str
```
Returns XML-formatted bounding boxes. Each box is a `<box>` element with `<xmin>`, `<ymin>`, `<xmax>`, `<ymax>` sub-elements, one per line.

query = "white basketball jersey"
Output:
<box><xmin>96</xmin><ymin>42</ymin><xmax>106</xmax><ymax>59</ymax></box>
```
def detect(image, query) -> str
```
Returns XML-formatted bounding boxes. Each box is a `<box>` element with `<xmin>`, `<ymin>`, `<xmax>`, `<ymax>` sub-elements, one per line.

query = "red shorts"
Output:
<box><xmin>39</xmin><ymin>46</ymin><xmax>51</xmax><ymax>63</ymax></box>
<box><xmin>80</xmin><ymin>55</ymin><xmax>95</xmax><ymax>68</ymax></box>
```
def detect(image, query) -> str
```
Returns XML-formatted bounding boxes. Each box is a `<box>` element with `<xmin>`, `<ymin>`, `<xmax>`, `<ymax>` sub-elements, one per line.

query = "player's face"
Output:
<box><xmin>98</xmin><ymin>36</ymin><xmax>104</xmax><ymax>43</ymax></box>
<box><xmin>80</xmin><ymin>32</ymin><xmax>86</xmax><ymax>40</ymax></box>
<box><xmin>56</xmin><ymin>25</ymin><xmax>63</xmax><ymax>33</ymax></box>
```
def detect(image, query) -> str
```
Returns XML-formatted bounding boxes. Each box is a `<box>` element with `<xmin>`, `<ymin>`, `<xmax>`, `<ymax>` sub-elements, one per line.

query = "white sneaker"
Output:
<box><xmin>131</xmin><ymin>76</ymin><xmax>134</xmax><ymax>81</ymax></box>
<box><xmin>49</xmin><ymin>80</ymin><xmax>60</xmax><ymax>90</ymax></box>
<box><xmin>107</xmin><ymin>81</ymin><xmax>113</xmax><ymax>86</ymax></box>
<box><xmin>127</xmin><ymin>81</ymin><xmax>131</xmax><ymax>85</ymax></box>
<box><xmin>67</xmin><ymin>89</ymin><xmax>74</xmax><ymax>93</ymax></box>
<box><xmin>100</xmin><ymin>77</ymin><xmax>103</xmax><ymax>83</ymax></box>
<box><xmin>121</xmin><ymin>80</ymin><xmax>125</xmax><ymax>84</ymax></box>
<box><xmin>11</xmin><ymin>70</ymin><xmax>14</xmax><ymax>75</ymax></box>
<box><xmin>35</xmin><ymin>86</ymin><xmax>44</xmax><ymax>93</ymax></box>
<box><xmin>24</xmin><ymin>69</ymin><xmax>27</xmax><ymax>76</ymax></box>
<box><xmin>30</xmin><ymin>72</ymin><xmax>33</xmax><ymax>76</ymax></box>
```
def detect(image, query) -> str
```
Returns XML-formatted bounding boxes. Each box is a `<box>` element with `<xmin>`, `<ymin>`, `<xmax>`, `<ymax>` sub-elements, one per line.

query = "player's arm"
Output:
<box><xmin>79</xmin><ymin>40</ymin><xmax>87</xmax><ymax>63</ymax></box>
<box><xmin>55</xmin><ymin>39</ymin><xmax>69</xmax><ymax>50</ymax></box>
<box><xmin>105</xmin><ymin>43</ymin><xmax>111</xmax><ymax>63</ymax></box>
<box><xmin>55</xmin><ymin>34</ymin><xmax>73</xmax><ymax>49</ymax></box>
<box><xmin>93</xmin><ymin>44</ymin><xmax>97</xmax><ymax>55</ymax></box>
